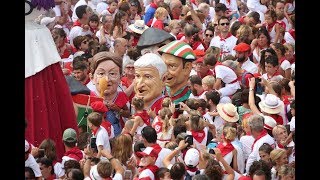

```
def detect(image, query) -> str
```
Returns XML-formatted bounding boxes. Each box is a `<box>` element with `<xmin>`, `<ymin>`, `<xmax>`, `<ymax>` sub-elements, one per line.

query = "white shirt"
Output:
<box><xmin>210</xmin><ymin>35</ymin><xmax>238</xmax><ymax>60</ymax></box>
<box><xmin>25</xmin><ymin>154</ymin><xmax>42</xmax><ymax>177</ymax></box>
<box><xmin>219</xmin><ymin>0</ymin><xmax>239</xmax><ymax>15</ymax></box>
<box><xmin>72</xmin><ymin>0</ymin><xmax>88</xmax><ymax>22</ymax></box>
<box><xmin>54</xmin><ymin>162</ymin><xmax>65</xmax><ymax>178</ymax></box>
<box><xmin>262</xmin><ymin>73</ymin><xmax>283</xmax><ymax>82</ymax></box>
<box><xmin>95</xmin><ymin>126</ymin><xmax>111</xmax><ymax>152</ymax></box>
<box><xmin>289</xmin><ymin>116</ymin><xmax>295</xmax><ymax>132</ymax></box>
<box><xmin>245</xmin><ymin>133</ymin><xmax>275</xmax><ymax>173</ymax></box>
<box><xmin>279</xmin><ymin>17</ymin><xmax>290</xmax><ymax>32</ymax></box>
<box><xmin>232</xmin><ymin>140</ymin><xmax>245</xmax><ymax>174</ymax></box>
<box><xmin>155</xmin><ymin>147</ymin><xmax>174</xmax><ymax>168</ymax></box>
<box><xmin>246</xmin><ymin>0</ymin><xmax>268</xmax><ymax>22</ymax></box>
<box><xmin>239</xmin><ymin>135</ymin><xmax>255</xmax><ymax>162</ymax></box>
<box><xmin>215</xmin><ymin>65</ymin><xmax>238</xmax><ymax>84</ymax></box>
<box><xmin>284</xmin><ymin>31</ymin><xmax>295</xmax><ymax>46</ymax></box>
<box><xmin>189</xmin><ymin>90</ymin><xmax>207</xmax><ymax>100</ymax></box>
<box><xmin>241</xmin><ymin>59</ymin><xmax>258</xmax><ymax>74</ymax></box>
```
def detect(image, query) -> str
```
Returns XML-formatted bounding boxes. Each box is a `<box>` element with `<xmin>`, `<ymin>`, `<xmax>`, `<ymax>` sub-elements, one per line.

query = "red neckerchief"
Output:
<box><xmin>176</xmin><ymin>33</ymin><xmax>185</xmax><ymax>40</ymax></box>
<box><xmin>191</xmin><ymin>130</ymin><xmax>206</xmax><ymax>143</ymax></box>
<box><xmin>153</xmin><ymin>121</ymin><xmax>163</xmax><ymax>133</ymax></box>
<box><xmin>92</xmin><ymin>127</ymin><xmax>99</xmax><ymax>136</ymax></box>
<box><xmin>150</xmin><ymin>95</ymin><xmax>164</xmax><ymax>116</ymax></box>
<box><xmin>282</xmin><ymin>95</ymin><xmax>292</xmax><ymax>106</ymax></box>
<box><xmin>64</xmin><ymin>147</ymin><xmax>83</xmax><ymax>161</ymax></box>
<box><xmin>107</xmin><ymin>7</ymin><xmax>114</xmax><ymax>14</ymax></box>
<box><xmin>217</xmin><ymin>142</ymin><xmax>235</xmax><ymax>157</ymax></box>
<box><xmin>277</xmin><ymin>142</ymin><xmax>285</xmax><ymax>149</ymax></box>
<box><xmin>73</xmin><ymin>20</ymin><xmax>82</xmax><ymax>27</ymax></box>
<box><xmin>246</xmin><ymin>132</ymin><xmax>251</xmax><ymax>136</ymax></box>
<box><xmin>150</xmin><ymin>3</ymin><xmax>158</xmax><ymax>9</ymax></box>
<box><xmin>226</xmin><ymin>0</ymin><xmax>231</xmax><ymax>4</ymax></box>
<box><xmin>289</xmin><ymin>29</ymin><xmax>295</xmax><ymax>39</ymax></box>
<box><xmin>239</xmin><ymin>16</ymin><xmax>245</xmax><ymax>24</ymax></box>
<box><xmin>90</xmin><ymin>27</ymin><xmax>97</xmax><ymax>34</ymax></box>
<box><xmin>150</xmin><ymin>143</ymin><xmax>162</xmax><ymax>155</ymax></box>
<box><xmin>219</xmin><ymin>32</ymin><xmax>232</xmax><ymax>42</ymax></box>
<box><xmin>191</xmin><ymin>41</ymin><xmax>202</xmax><ymax>50</ymax></box>
<box><xmin>270</xmin><ymin>114</ymin><xmax>283</xmax><ymax>125</ymax></box>
<box><xmin>46</xmin><ymin>174</ymin><xmax>56</xmax><ymax>180</ymax></box>
<box><xmin>266</xmin><ymin>22</ymin><xmax>276</xmax><ymax>32</ymax></box>
<box><xmin>101</xmin><ymin>121</ymin><xmax>112</xmax><ymax>137</ymax></box>
<box><xmin>266</xmin><ymin>69</ymin><xmax>281</xmax><ymax>80</ymax></box>
<box><xmin>251</xmin><ymin>129</ymin><xmax>268</xmax><ymax>150</ymax></box>
<box><xmin>83</xmin><ymin>77</ymin><xmax>91</xmax><ymax>85</ymax></box>
<box><xmin>134</xmin><ymin>110</ymin><xmax>151</xmax><ymax>126</ymax></box>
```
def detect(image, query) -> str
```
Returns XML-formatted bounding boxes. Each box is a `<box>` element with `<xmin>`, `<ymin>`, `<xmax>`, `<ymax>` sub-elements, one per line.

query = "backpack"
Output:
<box><xmin>185</xmin><ymin>170</ymin><xmax>200</xmax><ymax>180</ymax></box>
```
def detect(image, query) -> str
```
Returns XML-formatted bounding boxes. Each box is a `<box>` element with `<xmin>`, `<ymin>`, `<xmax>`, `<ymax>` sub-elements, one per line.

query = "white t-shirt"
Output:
<box><xmin>95</xmin><ymin>126</ymin><xmax>111</xmax><ymax>152</ymax></box>
<box><xmin>155</xmin><ymin>147</ymin><xmax>174</xmax><ymax>168</ymax></box>
<box><xmin>245</xmin><ymin>133</ymin><xmax>275</xmax><ymax>173</ymax></box>
<box><xmin>284</xmin><ymin>31</ymin><xmax>295</xmax><ymax>46</ymax></box>
<box><xmin>261</xmin><ymin>73</ymin><xmax>283</xmax><ymax>82</ymax></box>
<box><xmin>219</xmin><ymin>0</ymin><xmax>239</xmax><ymax>15</ymax></box>
<box><xmin>289</xmin><ymin>116</ymin><xmax>295</xmax><ymax>132</ymax></box>
<box><xmin>210</xmin><ymin>35</ymin><xmax>238</xmax><ymax>59</ymax></box>
<box><xmin>54</xmin><ymin>162</ymin><xmax>65</xmax><ymax>178</ymax></box>
<box><xmin>246</xmin><ymin>0</ymin><xmax>268</xmax><ymax>22</ymax></box>
<box><xmin>186</xmin><ymin>127</ymin><xmax>209</xmax><ymax>150</ymax></box>
<box><xmin>239</xmin><ymin>135</ymin><xmax>255</xmax><ymax>162</ymax></box>
<box><xmin>241</xmin><ymin>59</ymin><xmax>258</xmax><ymax>74</ymax></box>
<box><xmin>215</xmin><ymin>65</ymin><xmax>238</xmax><ymax>84</ymax></box>
<box><xmin>25</xmin><ymin>154</ymin><xmax>42</xmax><ymax>177</ymax></box>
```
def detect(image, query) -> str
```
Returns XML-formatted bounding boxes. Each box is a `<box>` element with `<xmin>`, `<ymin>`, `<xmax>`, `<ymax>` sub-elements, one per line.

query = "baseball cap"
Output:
<box><xmin>184</xmin><ymin>148</ymin><xmax>200</xmax><ymax>167</ymax></box>
<box><xmin>63</xmin><ymin>128</ymin><xmax>77</xmax><ymax>142</ymax></box>
<box><xmin>234</xmin><ymin>43</ymin><xmax>251</xmax><ymax>52</ymax></box>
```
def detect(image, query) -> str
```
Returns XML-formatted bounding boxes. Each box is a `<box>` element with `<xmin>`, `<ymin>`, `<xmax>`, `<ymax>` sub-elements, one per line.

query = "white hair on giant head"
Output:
<box><xmin>134</xmin><ymin>53</ymin><xmax>167</xmax><ymax>78</ymax></box>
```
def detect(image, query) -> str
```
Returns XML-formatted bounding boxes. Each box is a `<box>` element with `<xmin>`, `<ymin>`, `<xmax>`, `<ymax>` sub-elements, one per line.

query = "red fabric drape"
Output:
<box><xmin>25</xmin><ymin>62</ymin><xmax>78</xmax><ymax>161</ymax></box>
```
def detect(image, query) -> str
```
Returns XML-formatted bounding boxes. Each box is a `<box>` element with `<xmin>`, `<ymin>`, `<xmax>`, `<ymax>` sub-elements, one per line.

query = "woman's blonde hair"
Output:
<box><xmin>202</xmin><ymin>75</ymin><xmax>215</xmax><ymax>89</ymax></box>
<box><xmin>112</xmin><ymin>134</ymin><xmax>133</xmax><ymax>165</ymax></box>
<box><xmin>222</xmin><ymin>126</ymin><xmax>237</xmax><ymax>141</ymax></box>
<box><xmin>272</xmin><ymin>125</ymin><xmax>287</xmax><ymax>140</ymax></box>
<box><xmin>236</xmin><ymin>25</ymin><xmax>253</xmax><ymax>39</ymax></box>
<box><xmin>278</xmin><ymin>164</ymin><xmax>295</xmax><ymax>178</ymax></box>
<box><xmin>155</xmin><ymin>7</ymin><xmax>168</xmax><ymax>19</ymax></box>
<box><xmin>159</xmin><ymin>107</ymin><xmax>173</xmax><ymax>134</ymax></box>
<box><xmin>270</xmin><ymin>149</ymin><xmax>286</xmax><ymax>164</ymax></box>
<box><xmin>162</xmin><ymin>97</ymin><xmax>172</xmax><ymax>108</ymax></box>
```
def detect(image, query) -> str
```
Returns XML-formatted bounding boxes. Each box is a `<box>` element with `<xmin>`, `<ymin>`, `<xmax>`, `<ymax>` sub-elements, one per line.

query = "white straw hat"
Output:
<box><xmin>217</xmin><ymin>103</ymin><xmax>239</xmax><ymax>122</ymax></box>
<box><xmin>258</xmin><ymin>94</ymin><xmax>283</xmax><ymax>114</ymax></box>
<box><xmin>128</xmin><ymin>20</ymin><xmax>149</xmax><ymax>34</ymax></box>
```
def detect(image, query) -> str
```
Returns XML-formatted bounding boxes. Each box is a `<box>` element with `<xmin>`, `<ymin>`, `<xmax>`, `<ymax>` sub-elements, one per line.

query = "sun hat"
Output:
<box><xmin>217</xmin><ymin>103</ymin><xmax>239</xmax><ymax>122</ymax></box>
<box><xmin>258</xmin><ymin>94</ymin><xmax>283</xmax><ymax>114</ymax></box>
<box><xmin>128</xmin><ymin>20</ymin><xmax>149</xmax><ymax>34</ymax></box>
<box><xmin>158</xmin><ymin>40</ymin><xmax>196</xmax><ymax>61</ymax></box>
<box><xmin>184</xmin><ymin>148</ymin><xmax>200</xmax><ymax>167</ymax></box>
<box><xmin>62</xmin><ymin>128</ymin><xmax>77</xmax><ymax>142</ymax></box>
<box><xmin>263</xmin><ymin>115</ymin><xmax>277</xmax><ymax>130</ymax></box>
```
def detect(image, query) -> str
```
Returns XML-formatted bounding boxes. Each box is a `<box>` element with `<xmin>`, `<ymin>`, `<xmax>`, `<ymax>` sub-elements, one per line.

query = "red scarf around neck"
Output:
<box><xmin>134</xmin><ymin>110</ymin><xmax>151</xmax><ymax>126</ymax></box>
<box><xmin>73</xmin><ymin>20</ymin><xmax>82</xmax><ymax>27</ymax></box>
<box><xmin>191</xmin><ymin>130</ymin><xmax>206</xmax><ymax>143</ymax></box>
<box><xmin>219</xmin><ymin>32</ymin><xmax>232</xmax><ymax>42</ymax></box>
<box><xmin>251</xmin><ymin>129</ymin><xmax>268</xmax><ymax>150</ymax></box>
<box><xmin>217</xmin><ymin>142</ymin><xmax>235</xmax><ymax>157</ymax></box>
<box><xmin>266</xmin><ymin>22</ymin><xmax>276</xmax><ymax>32</ymax></box>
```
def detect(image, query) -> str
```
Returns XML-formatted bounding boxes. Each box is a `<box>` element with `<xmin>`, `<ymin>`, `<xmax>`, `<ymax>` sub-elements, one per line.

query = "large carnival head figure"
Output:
<box><xmin>158</xmin><ymin>40</ymin><xmax>196</xmax><ymax>104</ymax></box>
<box><xmin>137</xmin><ymin>27</ymin><xmax>175</xmax><ymax>56</ymax></box>
<box><xmin>134</xmin><ymin>53</ymin><xmax>167</xmax><ymax>110</ymax></box>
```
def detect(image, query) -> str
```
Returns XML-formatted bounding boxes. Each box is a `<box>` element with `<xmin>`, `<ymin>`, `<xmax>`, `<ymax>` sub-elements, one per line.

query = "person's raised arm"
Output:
<box><xmin>248</xmin><ymin>77</ymin><xmax>262</xmax><ymax>114</ymax></box>
<box><xmin>214</xmin><ymin>78</ymin><xmax>222</xmax><ymax>90</ymax></box>
<box><xmin>163</xmin><ymin>140</ymin><xmax>188</xmax><ymax>168</ymax></box>
<box><xmin>214</xmin><ymin>148</ymin><xmax>235</xmax><ymax>180</ymax></box>
<box><xmin>101</xmin><ymin>149</ymin><xmax>125</xmax><ymax>176</ymax></box>
<box><xmin>186</xmin><ymin>2</ymin><xmax>203</xmax><ymax>30</ymax></box>
<box><xmin>130</xmin><ymin>116</ymin><xmax>142</xmax><ymax>136</ymax></box>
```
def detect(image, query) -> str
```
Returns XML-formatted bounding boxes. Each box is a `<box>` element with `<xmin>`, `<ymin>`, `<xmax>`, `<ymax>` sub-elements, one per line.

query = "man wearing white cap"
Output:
<box><xmin>136</xmin><ymin>147</ymin><xmax>160</xmax><ymax>180</ymax></box>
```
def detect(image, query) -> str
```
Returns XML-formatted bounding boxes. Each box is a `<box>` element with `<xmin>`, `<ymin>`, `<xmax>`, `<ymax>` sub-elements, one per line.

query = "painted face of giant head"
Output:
<box><xmin>134</xmin><ymin>53</ymin><xmax>167</xmax><ymax>107</ymax></box>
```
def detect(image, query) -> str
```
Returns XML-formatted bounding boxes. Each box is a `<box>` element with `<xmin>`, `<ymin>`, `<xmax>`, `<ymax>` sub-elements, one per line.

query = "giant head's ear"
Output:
<box><xmin>183</xmin><ymin>60</ymin><xmax>193</xmax><ymax>73</ymax></box>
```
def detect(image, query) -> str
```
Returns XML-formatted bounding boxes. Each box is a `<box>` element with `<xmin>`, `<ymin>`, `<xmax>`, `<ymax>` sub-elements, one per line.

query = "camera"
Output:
<box><xmin>208</xmin><ymin>149</ymin><xmax>215</xmax><ymax>154</ymax></box>
<box><xmin>175</xmin><ymin>103</ymin><xmax>180</xmax><ymax>110</ymax></box>
<box><xmin>255</xmin><ymin>77</ymin><xmax>264</xmax><ymax>95</ymax></box>
<box><xmin>90</xmin><ymin>137</ymin><xmax>98</xmax><ymax>152</ymax></box>
<box><xmin>184</xmin><ymin>135</ymin><xmax>193</xmax><ymax>147</ymax></box>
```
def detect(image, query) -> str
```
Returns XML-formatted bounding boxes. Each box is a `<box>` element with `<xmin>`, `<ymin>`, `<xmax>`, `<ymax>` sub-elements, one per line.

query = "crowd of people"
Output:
<box><xmin>25</xmin><ymin>0</ymin><xmax>295</xmax><ymax>179</ymax></box>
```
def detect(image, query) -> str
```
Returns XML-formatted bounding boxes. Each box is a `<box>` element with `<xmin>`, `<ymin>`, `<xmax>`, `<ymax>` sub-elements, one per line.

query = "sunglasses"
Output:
<box><xmin>82</xmin><ymin>40</ymin><xmax>88</xmax><ymax>44</ymax></box>
<box><xmin>181</xmin><ymin>13</ymin><xmax>185</xmax><ymax>17</ymax></box>
<box><xmin>220</xmin><ymin>22</ymin><xmax>230</xmax><ymax>26</ymax></box>
<box><xmin>205</xmin><ymin>34</ymin><xmax>214</xmax><ymax>37</ymax></box>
